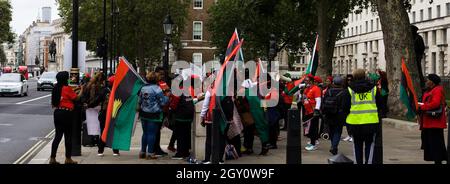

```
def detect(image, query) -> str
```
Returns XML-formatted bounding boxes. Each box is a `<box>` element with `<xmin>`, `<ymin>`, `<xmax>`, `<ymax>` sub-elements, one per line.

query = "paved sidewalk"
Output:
<box><xmin>28</xmin><ymin>117</ymin><xmax>447</xmax><ymax>164</ymax></box>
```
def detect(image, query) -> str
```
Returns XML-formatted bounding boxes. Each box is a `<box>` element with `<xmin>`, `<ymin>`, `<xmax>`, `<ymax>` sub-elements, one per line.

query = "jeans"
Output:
<box><xmin>141</xmin><ymin>120</ymin><xmax>159</xmax><ymax>154</ymax></box>
<box><xmin>329</xmin><ymin>124</ymin><xmax>343</xmax><ymax>150</ymax></box>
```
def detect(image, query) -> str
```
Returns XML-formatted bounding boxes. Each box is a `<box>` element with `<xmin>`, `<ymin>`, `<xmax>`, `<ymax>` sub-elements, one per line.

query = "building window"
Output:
<box><xmin>428</xmin><ymin>7</ymin><xmax>432</xmax><ymax>20</ymax></box>
<box><xmin>193</xmin><ymin>0</ymin><xmax>203</xmax><ymax>9</ymax></box>
<box><xmin>443</xmin><ymin>29</ymin><xmax>447</xmax><ymax>44</ymax></box>
<box><xmin>193</xmin><ymin>21</ymin><xmax>202</xmax><ymax>41</ymax></box>
<box><xmin>193</xmin><ymin>53</ymin><xmax>202</xmax><ymax>63</ymax></box>
<box><xmin>424</xmin><ymin>32</ymin><xmax>428</xmax><ymax>46</ymax></box>
<box><xmin>356</xmin><ymin>26</ymin><xmax>358</xmax><ymax>35</ymax></box>
<box><xmin>356</xmin><ymin>12</ymin><xmax>358</xmax><ymax>21</ymax></box>
<box><xmin>412</xmin><ymin>11</ymin><xmax>416</xmax><ymax>23</ymax></box>
<box><xmin>365</xmin><ymin>21</ymin><xmax>368</xmax><ymax>33</ymax></box>
<box><xmin>420</xmin><ymin>9</ymin><xmax>423</xmax><ymax>21</ymax></box>
<box><xmin>437</xmin><ymin>5</ymin><xmax>441</xmax><ymax>18</ymax></box>
<box><xmin>351</xmin><ymin>28</ymin><xmax>353</xmax><ymax>36</ymax></box>
<box><xmin>355</xmin><ymin>44</ymin><xmax>358</xmax><ymax>54</ymax></box>
<box><xmin>432</xmin><ymin>30</ymin><xmax>436</xmax><ymax>45</ymax></box>
<box><xmin>371</xmin><ymin>20</ymin><xmax>373</xmax><ymax>32</ymax></box>
<box><xmin>447</xmin><ymin>3</ymin><xmax>450</xmax><ymax>16</ymax></box>
<box><xmin>376</xmin><ymin>18</ymin><xmax>379</xmax><ymax>30</ymax></box>
<box><xmin>369</xmin><ymin>42</ymin><xmax>372</xmax><ymax>52</ymax></box>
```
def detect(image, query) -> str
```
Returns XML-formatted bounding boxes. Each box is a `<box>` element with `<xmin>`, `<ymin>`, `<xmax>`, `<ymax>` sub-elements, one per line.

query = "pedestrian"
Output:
<box><xmin>49</xmin><ymin>71</ymin><xmax>82</xmax><ymax>164</ymax></box>
<box><xmin>138</xmin><ymin>72</ymin><xmax>169</xmax><ymax>159</ymax></box>
<box><xmin>81</xmin><ymin>73</ymin><xmax>105</xmax><ymax>146</ymax></box>
<box><xmin>411</xmin><ymin>25</ymin><xmax>426</xmax><ymax>91</ymax></box>
<box><xmin>266</xmin><ymin>80</ymin><xmax>282</xmax><ymax>149</ymax></box>
<box><xmin>155</xmin><ymin>67</ymin><xmax>171</xmax><ymax>156</ymax></box>
<box><xmin>321</xmin><ymin>76</ymin><xmax>348</xmax><ymax>155</ymax></box>
<box><xmin>343</xmin><ymin>69</ymin><xmax>381</xmax><ymax>164</ymax></box>
<box><xmin>97</xmin><ymin>74</ymin><xmax>120</xmax><ymax>156</ymax></box>
<box><xmin>280</xmin><ymin>73</ymin><xmax>294</xmax><ymax>130</ymax></box>
<box><xmin>170</xmin><ymin>77</ymin><xmax>196</xmax><ymax>160</ymax></box>
<box><xmin>342</xmin><ymin>74</ymin><xmax>354</xmax><ymax>142</ymax></box>
<box><xmin>303</xmin><ymin>74</ymin><xmax>322</xmax><ymax>151</ymax></box>
<box><xmin>418</xmin><ymin>74</ymin><xmax>448</xmax><ymax>164</ymax></box>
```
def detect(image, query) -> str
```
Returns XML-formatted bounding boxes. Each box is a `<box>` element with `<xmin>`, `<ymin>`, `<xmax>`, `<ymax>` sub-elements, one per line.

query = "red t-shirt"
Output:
<box><xmin>303</xmin><ymin>85</ymin><xmax>321</xmax><ymax>115</ymax></box>
<box><xmin>59</xmin><ymin>86</ymin><xmax>78</xmax><ymax>110</ymax></box>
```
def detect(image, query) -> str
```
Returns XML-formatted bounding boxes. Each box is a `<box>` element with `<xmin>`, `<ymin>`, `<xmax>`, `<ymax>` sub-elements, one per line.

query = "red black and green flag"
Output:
<box><xmin>306</xmin><ymin>34</ymin><xmax>319</xmax><ymax>76</ymax></box>
<box><xmin>101</xmin><ymin>57</ymin><xmax>145</xmax><ymax>151</ymax></box>
<box><xmin>400</xmin><ymin>57</ymin><xmax>419</xmax><ymax>120</ymax></box>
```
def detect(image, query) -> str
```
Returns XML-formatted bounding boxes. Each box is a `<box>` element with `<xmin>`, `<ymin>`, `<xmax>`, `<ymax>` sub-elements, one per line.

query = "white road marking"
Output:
<box><xmin>0</xmin><ymin>124</ymin><xmax>13</xmax><ymax>126</ymax></box>
<box><xmin>13</xmin><ymin>129</ymin><xmax>55</xmax><ymax>164</ymax></box>
<box><xmin>0</xmin><ymin>138</ymin><xmax>11</xmax><ymax>143</ymax></box>
<box><xmin>15</xmin><ymin>94</ymin><xmax>51</xmax><ymax>105</ymax></box>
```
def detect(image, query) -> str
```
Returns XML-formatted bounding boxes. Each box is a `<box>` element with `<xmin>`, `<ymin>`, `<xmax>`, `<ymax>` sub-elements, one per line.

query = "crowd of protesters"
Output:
<box><xmin>49</xmin><ymin>65</ymin><xmax>447</xmax><ymax>164</ymax></box>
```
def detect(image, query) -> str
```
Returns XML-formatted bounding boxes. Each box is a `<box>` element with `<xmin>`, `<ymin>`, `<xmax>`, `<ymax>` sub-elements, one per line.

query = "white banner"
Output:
<box><xmin>63</xmin><ymin>40</ymin><xmax>87</xmax><ymax>73</ymax></box>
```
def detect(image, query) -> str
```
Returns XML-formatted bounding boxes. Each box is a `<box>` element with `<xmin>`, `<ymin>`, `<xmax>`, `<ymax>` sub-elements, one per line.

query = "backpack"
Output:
<box><xmin>322</xmin><ymin>88</ymin><xmax>343</xmax><ymax>114</ymax></box>
<box><xmin>224</xmin><ymin>144</ymin><xmax>239</xmax><ymax>160</ymax></box>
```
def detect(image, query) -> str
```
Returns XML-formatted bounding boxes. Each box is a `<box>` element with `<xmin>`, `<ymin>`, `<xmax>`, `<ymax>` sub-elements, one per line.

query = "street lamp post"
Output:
<box><xmin>71</xmin><ymin>0</ymin><xmax>82</xmax><ymax>157</ymax></box>
<box><xmin>163</xmin><ymin>14</ymin><xmax>174</xmax><ymax>85</ymax></box>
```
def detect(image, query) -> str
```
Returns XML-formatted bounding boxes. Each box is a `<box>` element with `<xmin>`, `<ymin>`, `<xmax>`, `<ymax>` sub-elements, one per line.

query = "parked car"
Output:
<box><xmin>37</xmin><ymin>71</ymin><xmax>57</xmax><ymax>91</ymax></box>
<box><xmin>0</xmin><ymin>73</ymin><xmax>28</xmax><ymax>97</ymax></box>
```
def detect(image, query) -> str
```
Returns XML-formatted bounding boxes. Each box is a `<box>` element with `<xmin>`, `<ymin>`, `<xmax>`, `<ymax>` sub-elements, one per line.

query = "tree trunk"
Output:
<box><xmin>376</xmin><ymin>0</ymin><xmax>421</xmax><ymax>118</ymax></box>
<box><xmin>316</xmin><ymin>0</ymin><xmax>342</xmax><ymax>80</ymax></box>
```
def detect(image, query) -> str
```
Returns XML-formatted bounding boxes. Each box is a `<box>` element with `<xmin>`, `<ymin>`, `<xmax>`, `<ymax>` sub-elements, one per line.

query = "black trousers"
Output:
<box><xmin>243</xmin><ymin>124</ymin><xmax>256</xmax><ymax>150</ymax></box>
<box><xmin>269</xmin><ymin>120</ymin><xmax>280</xmax><ymax>146</ymax></box>
<box><xmin>175</xmin><ymin>121</ymin><xmax>191</xmax><ymax>157</ymax></box>
<box><xmin>169</xmin><ymin>130</ymin><xmax>177</xmax><ymax>147</ymax></box>
<box><xmin>51</xmin><ymin>109</ymin><xmax>73</xmax><ymax>158</ymax></box>
<box><xmin>97</xmin><ymin>113</ymin><xmax>119</xmax><ymax>154</ymax></box>
<box><xmin>153</xmin><ymin>123</ymin><xmax>163</xmax><ymax>153</ymax></box>
<box><xmin>228</xmin><ymin>135</ymin><xmax>242</xmax><ymax>156</ymax></box>
<box><xmin>352</xmin><ymin>125</ymin><xmax>377</xmax><ymax>164</ymax></box>
<box><xmin>308</xmin><ymin>115</ymin><xmax>320</xmax><ymax>146</ymax></box>
<box><xmin>204</xmin><ymin>123</ymin><xmax>227</xmax><ymax>162</ymax></box>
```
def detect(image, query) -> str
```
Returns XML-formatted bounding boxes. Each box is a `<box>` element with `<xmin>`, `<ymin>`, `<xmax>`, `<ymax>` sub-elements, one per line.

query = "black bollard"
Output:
<box><xmin>286</xmin><ymin>109</ymin><xmax>301</xmax><ymax>164</ymax></box>
<box><xmin>212</xmin><ymin>109</ymin><xmax>221</xmax><ymax>164</ymax></box>
<box><xmin>373</xmin><ymin>118</ymin><xmax>383</xmax><ymax>164</ymax></box>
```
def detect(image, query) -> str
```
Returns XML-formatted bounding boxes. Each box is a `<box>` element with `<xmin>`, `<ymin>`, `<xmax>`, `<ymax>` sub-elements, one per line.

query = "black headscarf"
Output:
<box><xmin>51</xmin><ymin>71</ymin><xmax>69</xmax><ymax>107</ymax></box>
<box><xmin>427</xmin><ymin>74</ymin><xmax>441</xmax><ymax>85</ymax></box>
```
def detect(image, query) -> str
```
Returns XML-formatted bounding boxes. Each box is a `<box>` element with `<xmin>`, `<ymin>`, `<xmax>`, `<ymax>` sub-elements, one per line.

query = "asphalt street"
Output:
<box><xmin>0</xmin><ymin>78</ymin><xmax>54</xmax><ymax>164</ymax></box>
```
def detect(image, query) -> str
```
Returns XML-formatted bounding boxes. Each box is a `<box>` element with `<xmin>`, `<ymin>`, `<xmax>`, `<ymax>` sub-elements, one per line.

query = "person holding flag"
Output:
<box><xmin>303</xmin><ymin>74</ymin><xmax>322</xmax><ymax>151</ymax></box>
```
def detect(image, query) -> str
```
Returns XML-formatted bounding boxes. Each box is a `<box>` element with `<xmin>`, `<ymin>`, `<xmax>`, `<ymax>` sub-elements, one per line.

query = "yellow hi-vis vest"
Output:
<box><xmin>346</xmin><ymin>87</ymin><xmax>379</xmax><ymax>125</ymax></box>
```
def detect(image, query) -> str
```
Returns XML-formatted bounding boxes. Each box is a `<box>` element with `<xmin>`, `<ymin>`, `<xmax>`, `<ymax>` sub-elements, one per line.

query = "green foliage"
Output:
<box><xmin>56</xmin><ymin>0</ymin><xmax>189</xmax><ymax>67</ymax></box>
<box><xmin>0</xmin><ymin>0</ymin><xmax>14</xmax><ymax>43</ymax></box>
<box><xmin>208</xmin><ymin>0</ymin><xmax>317</xmax><ymax>60</ymax></box>
<box><xmin>0</xmin><ymin>46</ymin><xmax>6</xmax><ymax>65</ymax></box>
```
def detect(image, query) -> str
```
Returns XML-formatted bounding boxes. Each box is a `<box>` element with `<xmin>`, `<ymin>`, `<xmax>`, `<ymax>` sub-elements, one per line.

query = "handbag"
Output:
<box><xmin>426</xmin><ymin>105</ymin><xmax>443</xmax><ymax>118</ymax></box>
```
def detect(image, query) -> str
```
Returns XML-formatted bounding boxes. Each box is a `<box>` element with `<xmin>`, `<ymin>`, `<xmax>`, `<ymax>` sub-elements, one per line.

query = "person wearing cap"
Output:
<box><xmin>321</xmin><ymin>76</ymin><xmax>348</xmax><ymax>155</ymax></box>
<box><xmin>303</xmin><ymin>75</ymin><xmax>322</xmax><ymax>151</ymax></box>
<box><xmin>342</xmin><ymin>69</ymin><xmax>382</xmax><ymax>164</ymax></box>
<box><xmin>418</xmin><ymin>74</ymin><xmax>448</xmax><ymax>164</ymax></box>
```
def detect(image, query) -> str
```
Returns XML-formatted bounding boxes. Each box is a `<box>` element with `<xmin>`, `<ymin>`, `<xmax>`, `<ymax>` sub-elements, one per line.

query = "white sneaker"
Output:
<box><xmin>343</xmin><ymin>136</ymin><xmax>351</xmax><ymax>141</ymax></box>
<box><xmin>97</xmin><ymin>153</ymin><xmax>104</xmax><ymax>157</ymax></box>
<box><xmin>307</xmin><ymin>140</ymin><xmax>320</xmax><ymax>145</ymax></box>
<box><xmin>348</xmin><ymin>137</ymin><xmax>353</xmax><ymax>142</ymax></box>
<box><xmin>113</xmin><ymin>153</ymin><xmax>120</xmax><ymax>157</ymax></box>
<box><xmin>305</xmin><ymin>144</ymin><xmax>317</xmax><ymax>151</ymax></box>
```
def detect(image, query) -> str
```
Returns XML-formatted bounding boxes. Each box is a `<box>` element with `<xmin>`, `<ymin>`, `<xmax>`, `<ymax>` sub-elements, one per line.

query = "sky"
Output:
<box><xmin>10</xmin><ymin>0</ymin><xmax>61</xmax><ymax>35</ymax></box>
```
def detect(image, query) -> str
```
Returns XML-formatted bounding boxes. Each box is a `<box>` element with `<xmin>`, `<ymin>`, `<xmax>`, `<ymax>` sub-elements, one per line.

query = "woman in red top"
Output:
<box><xmin>49</xmin><ymin>71</ymin><xmax>81</xmax><ymax>164</ymax></box>
<box><xmin>419</xmin><ymin>74</ymin><xmax>448</xmax><ymax>164</ymax></box>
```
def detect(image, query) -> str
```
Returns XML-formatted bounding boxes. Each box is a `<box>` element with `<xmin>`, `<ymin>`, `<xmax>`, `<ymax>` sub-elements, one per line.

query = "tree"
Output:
<box><xmin>0</xmin><ymin>46</ymin><xmax>6</xmax><ymax>66</ymax></box>
<box><xmin>56</xmin><ymin>0</ymin><xmax>189</xmax><ymax>76</ymax></box>
<box><xmin>208</xmin><ymin>0</ymin><xmax>317</xmax><ymax>61</ymax></box>
<box><xmin>0</xmin><ymin>0</ymin><xmax>14</xmax><ymax>43</ymax></box>
<box><xmin>374</xmin><ymin>0</ymin><xmax>422</xmax><ymax>118</ymax></box>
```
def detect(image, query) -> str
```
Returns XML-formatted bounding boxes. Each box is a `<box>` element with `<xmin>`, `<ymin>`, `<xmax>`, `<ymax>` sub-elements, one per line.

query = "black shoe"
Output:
<box><xmin>259</xmin><ymin>147</ymin><xmax>269</xmax><ymax>156</ymax></box>
<box><xmin>268</xmin><ymin>144</ymin><xmax>278</xmax><ymax>149</ymax></box>
<box><xmin>242</xmin><ymin>149</ymin><xmax>254</xmax><ymax>155</ymax></box>
<box><xmin>155</xmin><ymin>150</ymin><xmax>168</xmax><ymax>157</ymax></box>
<box><xmin>329</xmin><ymin>148</ymin><xmax>338</xmax><ymax>155</ymax></box>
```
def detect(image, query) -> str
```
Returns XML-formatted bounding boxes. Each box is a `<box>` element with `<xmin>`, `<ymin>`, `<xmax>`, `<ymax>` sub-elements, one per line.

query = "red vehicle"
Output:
<box><xmin>2</xmin><ymin>67</ymin><xmax>12</xmax><ymax>73</ymax></box>
<box><xmin>18</xmin><ymin>66</ymin><xmax>29</xmax><ymax>80</ymax></box>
